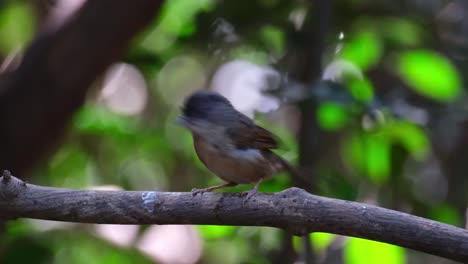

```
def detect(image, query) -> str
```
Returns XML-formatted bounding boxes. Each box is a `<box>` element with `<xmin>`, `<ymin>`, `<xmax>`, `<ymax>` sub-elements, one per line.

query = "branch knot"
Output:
<box><xmin>1</xmin><ymin>170</ymin><xmax>12</xmax><ymax>183</ymax></box>
<box><xmin>0</xmin><ymin>170</ymin><xmax>25</xmax><ymax>200</ymax></box>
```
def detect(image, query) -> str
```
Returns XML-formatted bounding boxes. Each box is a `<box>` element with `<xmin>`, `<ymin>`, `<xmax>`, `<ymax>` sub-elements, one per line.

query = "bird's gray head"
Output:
<box><xmin>179</xmin><ymin>90</ymin><xmax>237</xmax><ymax>142</ymax></box>
<box><xmin>181</xmin><ymin>90</ymin><xmax>235</xmax><ymax>123</ymax></box>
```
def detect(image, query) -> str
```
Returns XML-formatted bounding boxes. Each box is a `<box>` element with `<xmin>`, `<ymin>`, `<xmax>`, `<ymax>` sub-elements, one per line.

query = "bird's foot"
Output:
<box><xmin>242</xmin><ymin>178</ymin><xmax>263</xmax><ymax>205</ymax></box>
<box><xmin>191</xmin><ymin>182</ymin><xmax>238</xmax><ymax>196</ymax></box>
<box><xmin>191</xmin><ymin>188</ymin><xmax>209</xmax><ymax>196</ymax></box>
<box><xmin>242</xmin><ymin>188</ymin><xmax>259</xmax><ymax>205</ymax></box>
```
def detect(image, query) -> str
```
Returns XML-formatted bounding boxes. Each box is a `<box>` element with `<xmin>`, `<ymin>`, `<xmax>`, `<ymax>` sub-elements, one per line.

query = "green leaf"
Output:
<box><xmin>342</xmin><ymin>133</ymin><xmax>365</xmax><ymax>173</ymax></box>
<box><xmin>260</xmin><ymin>26</ymin><xmax>285</xmax><ymax>56</ymax></box>
<box><xmin>1</xmin><ymin>235</ymin><xmax>52</xmax><ymax>264</ymax></box>
<box><xmin>48</xmin><ymin>145</ymin><xmax>91</xmax><ymax>188</ymax></box>
<box><xmin>383</xmin><ymin>121</ymin><xmax>429</xmax><ymax>159</ymax></box>
<box><xmin>140</xmin><ymin>0</ymin><xmax>214</xmax><ymax>53</ymax></box>
<box><xmin>343</xmin><ymin>120</ymin><xmax>429</xmax><ymax>183</ymax></box>
<box><xmin>429</xmin><ymin>205</ymin><xmax>462</xmax><ymax>227</ymax></box>
<box><xmin>294</xmin><ymin>234</ymin><xmax>336</xmax><ymax>253</ymax></box>
<box><xmin>317</xmin><ymin>103</ymin><xmax>348</xmax><ymax>130</ymax></box>
<box><xmin>5</xmin><ymin>220</ymin><xmax>34</xmax><ymax>238</ymax></box>
<box><xmin>0</xmin><ymin>2</ymin><xmax>35</xmax><ymax>53</ymax></box>
<box><xmin>348</xmin><ymin>78</ymin><xmax>374</xmax><ymax>103</ymax></box>
<box><xmin>199</xmin><ymin>225</ymin><xmax>236</xmax><ymax>239</ymax></box>
<box><xmin>158</xmin><ymin>0</ymin><xmax>214</xmax><ymax>36</ymax></box>
<box><xmin>345</xmin><ymin>238</ymin><xmax>406</xmax><ymax>264</ymax></box>
<box><xmin>292</xmin><ymin>236</ymin><xmax>301</xmax><ymax>251</ymax></box>
<box><xmin>342</xmin><ymin>133</ymin><xmax>391</xmax><ymax>183</ymax></box>
<box><xmin>311</xmin><ymin>232</ymin><xmax>336</xmax><ymax>252</ymax></box>
<box><xmin>259</xmin><ymin>173</ymin><xmax>290</xmax><ymax>193</ymax></box>
<box><xmin>365</xmin><ymin>135</ymin><xmax>390</xmax><ymax>183</ymax></box>
<box><xmin>52</xmin><ymin>232</ymin><xmax>150</xmax><ymax>264</ymax></box>
<box><xmin>399</xmin><ymin>50</ymin><xmax>461</xmax><ymax>102</ymax></box>
<box><xmin>340</xmin><ymin>31</ymin><xmax>382</xmax><ymax>70</ymax></box>
<box><xmin>381</xmin><ymin>18</ymin><xmax>422</xmax><ymax>46</ymax></box>
<box><xmin>73</xmin><ymin>105</ymin><xmax>137</xmax><ymax>137</ymax></box>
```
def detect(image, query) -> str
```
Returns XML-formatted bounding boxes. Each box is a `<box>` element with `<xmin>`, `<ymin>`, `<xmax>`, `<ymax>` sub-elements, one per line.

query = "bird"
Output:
<box><xmin>178</xmin><ymin>90</ymin><xmax>298</xmax><ymax>201</ymax></box>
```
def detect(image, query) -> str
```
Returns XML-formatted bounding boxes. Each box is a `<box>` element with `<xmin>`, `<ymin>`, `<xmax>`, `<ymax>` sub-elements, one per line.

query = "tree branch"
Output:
<box><xmin>0</xmin><ymin>172</ymin><xmax>467</xmax><ymax>262</ymax></box>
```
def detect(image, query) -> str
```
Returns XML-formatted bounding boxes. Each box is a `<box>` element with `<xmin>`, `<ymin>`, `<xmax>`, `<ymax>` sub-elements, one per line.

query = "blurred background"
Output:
<box><xmin>0</xmin><ymin>0</ymin><xmax>467</xmax><ymax>263</ymax></box>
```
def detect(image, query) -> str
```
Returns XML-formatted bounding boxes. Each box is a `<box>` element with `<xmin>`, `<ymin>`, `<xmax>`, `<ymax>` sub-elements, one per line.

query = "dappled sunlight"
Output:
<box><xmin>137</xmin><ymin>225</ymin><xmax>202</xmax><ymax>264</ymax></box>
<box><xmin>46</xmin><ymin>0</ymin><xmax>85</xmax><ymax>27</ymax></box>
<box><xmin>156</xmin><ymin>55</ymin><xmax>206</xmax><ymax>105</ymax></box>
<box><xmin>94</xmin><ymin>224</ymin><xmax>140</xmax><ymax>248</ymax></box>
<box><xmin>29</xmin><ymin>219</ymin><xmax>76</xmax><ymax>232</ymax></box>
<box><xmin>322</xmin><ymin>59</ymin><xmax>363</xmax><ymax>82</ymax></box>
<box><xmin>100</xmin><ymin>63</ymin><xmax>148</xmax><ymax>116</ymax></box>
<box><xmin>211</xmin><ymin>60</ymin><xmax>280</xmax><ymax>117</ymax></box>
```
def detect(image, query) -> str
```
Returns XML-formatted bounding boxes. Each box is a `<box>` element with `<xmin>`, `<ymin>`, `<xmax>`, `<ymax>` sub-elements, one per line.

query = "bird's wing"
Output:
<box><xmin>227</xmin><ymin>115</ymin><xmax>278</xmax><ymax>150</ymax></box>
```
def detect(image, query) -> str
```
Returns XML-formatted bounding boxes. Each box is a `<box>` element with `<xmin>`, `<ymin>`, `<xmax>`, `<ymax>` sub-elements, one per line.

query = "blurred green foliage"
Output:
<box><xmin>398</xmin><ymin>50</ymin><xmax>461</xmax><ymax>102</ymax></box>
<box><xmin>310</xmin><ymin>232</ymin><xmax>336</xmax><ymax>252</ymax></box>
<box><xmin>0</xmin><ymin>1</ymin><xmax>34</xmax><ymax>53</ymax></box>
<box><xmin>429</xmin><ymin>204</ymin><xmax>463</xmax><ymax>227</ymax></box>
<box><xmin>74</xmin><ymin>105</ymin><xmax>139</xmax><ymax>138</ymax></box>
<box><xmin>317</xmin><ymin>102</ymin><xmax>349</xmax><ymax>130</ymax></box>
<box><xmin>345</xmin><ymin>238</ymin><xmax>406</xmax><ymax>264</ymax></box>
<box><xmin>1</xmin><ymin>0</ymin><xmax>466</xmax><ymax>263</ymax></box>
<box><xmin>141</xmin><ymin>0</ymin><xmax>215</xmax><ymax>53</ymax></box>
<box><xmin>348</xmin><ymin>77</ymin><xmax>374</xmax><ymax>103</ymax></box>
<box><xmin>346</xmin><ymin>132</ymin><xmax>392</xmax><ymax>183</ymax></box>
<box><xmin>339</xmin><ymin>31</ymin><xmax>382</xmax><ymax>70</ymax></box>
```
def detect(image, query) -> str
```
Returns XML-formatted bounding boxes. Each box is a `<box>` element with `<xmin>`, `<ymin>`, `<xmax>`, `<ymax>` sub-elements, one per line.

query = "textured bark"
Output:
<box><xmin>0</xmin><ymin>172</ymin><xmax>467</xmax><ymax>262</ymax></box>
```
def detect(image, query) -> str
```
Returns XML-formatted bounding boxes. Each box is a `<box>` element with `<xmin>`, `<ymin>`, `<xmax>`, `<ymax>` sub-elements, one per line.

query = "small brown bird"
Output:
<box><xmin>178</xmin><ymin>90</ymin><xmax>297</xmax><ymax>200</ymax></box>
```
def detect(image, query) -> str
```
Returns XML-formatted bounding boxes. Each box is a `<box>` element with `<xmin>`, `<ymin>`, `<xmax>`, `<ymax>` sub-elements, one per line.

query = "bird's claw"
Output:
<box><xmin>242</xmin><ymin>188</ymin><xmax>259</xmax><ymax>205</ymax></box>
<box><xmin>191</xmin><ymin>188</ymin><xmax>207</xmax><ymax>196</ymax></box>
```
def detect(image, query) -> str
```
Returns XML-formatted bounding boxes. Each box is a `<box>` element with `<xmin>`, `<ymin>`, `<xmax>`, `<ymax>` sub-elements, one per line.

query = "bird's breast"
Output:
<box><xmin>193</xmin><ymin>138</ymin><xmax>277</xmax><ymax>184</ymax></box>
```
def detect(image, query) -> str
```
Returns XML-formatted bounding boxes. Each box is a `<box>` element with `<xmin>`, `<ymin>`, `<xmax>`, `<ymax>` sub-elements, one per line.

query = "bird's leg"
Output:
<box><xmin>191</xmin><ymin>182</ymin><xmax>237</xmax><ymax>196</ymax></box>
<box><xmin>243</xmin><ymin>177</ymin><xmax>264</xmax><ymax>203</ymax></box>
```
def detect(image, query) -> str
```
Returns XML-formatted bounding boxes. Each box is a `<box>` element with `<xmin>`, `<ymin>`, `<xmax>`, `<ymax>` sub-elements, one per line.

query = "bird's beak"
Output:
<box><xmin>175</xmin><ymin>116</ymin><xmax>188</xmax><ymax>126</ymax></box>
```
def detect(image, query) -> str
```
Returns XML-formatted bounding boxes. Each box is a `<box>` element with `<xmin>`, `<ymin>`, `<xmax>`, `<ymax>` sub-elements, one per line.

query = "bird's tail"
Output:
<box><xmin>277</xmin><ymin>156</ymin><xmax>313</xmax><ymax>184</ymax></box>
